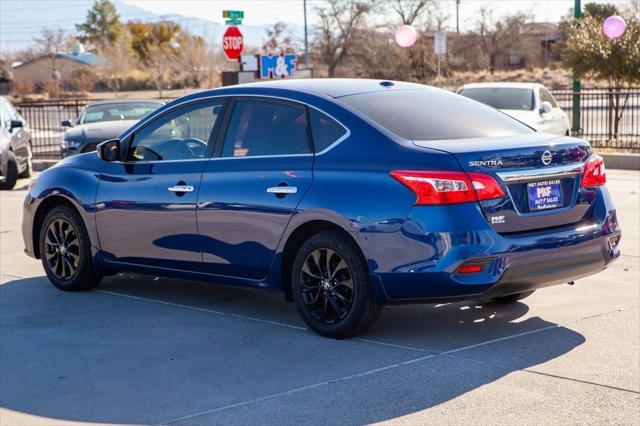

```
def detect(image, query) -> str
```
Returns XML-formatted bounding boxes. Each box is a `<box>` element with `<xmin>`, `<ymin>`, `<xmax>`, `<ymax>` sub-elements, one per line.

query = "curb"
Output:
<box><xmin>33</xmin><ymin>159</ymin><xmax>59</xmax><ymax>172</ymax></box>
<box><xmin>597</xmin><ymin>153</ymin><xmax>640</xmax><ymax>171</ymax></box>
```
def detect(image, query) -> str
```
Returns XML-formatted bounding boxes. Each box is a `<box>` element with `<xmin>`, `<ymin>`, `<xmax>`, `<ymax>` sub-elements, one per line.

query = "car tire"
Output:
<box><xmin>491</xmin><ymin>290</ymin><xmax>535</xmax><ymax>304</ymax></box>
<box><xmin>39</xmin><ymin>205</ymin><xmax>102</xmax><ymax>291</ymax></box>
<box><xmin>18</xmin><ymin>143</ymin><xmax>33</xmax><ymax>179</ymax></box>
<box><xmin>292</xmin><ymin>230</ymin><xmax>383</xmax><ymax>339</ymax></box>
<box><xmin>0</xmin><ymin>151</ymin><xmax>18</xmax><ymax>190</ymax></box>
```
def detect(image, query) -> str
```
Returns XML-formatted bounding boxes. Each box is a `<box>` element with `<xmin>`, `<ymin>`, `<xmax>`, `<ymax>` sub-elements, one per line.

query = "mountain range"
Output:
<box><xmin>0</xmin><ymin>0</ymin><xmax>306</xmax><ymax>53</ymax></box>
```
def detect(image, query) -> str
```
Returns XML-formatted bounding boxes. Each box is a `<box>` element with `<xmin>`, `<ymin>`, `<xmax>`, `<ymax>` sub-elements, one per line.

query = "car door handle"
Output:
<box><xmin>168</xmin><ymin>185</ymin><xmax>194</xmax><ymax>193</ymax></box>
<box><xmin>267</xmin><ymin>186</ymin><xmax>297</xmax><ymax>194</ymax></box>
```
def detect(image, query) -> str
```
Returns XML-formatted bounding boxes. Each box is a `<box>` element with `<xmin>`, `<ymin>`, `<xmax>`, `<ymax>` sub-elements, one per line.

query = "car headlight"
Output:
<box><xmin>61</xmin><ymin>137</ymin><xmax>81</xmax><ymax>150</ymax></box>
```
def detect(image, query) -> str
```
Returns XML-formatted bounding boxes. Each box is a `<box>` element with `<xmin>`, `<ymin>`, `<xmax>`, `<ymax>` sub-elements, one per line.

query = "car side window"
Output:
<box><xmin>221</xmin><ymin>99</ymin><xmax>311</xmax><ymax>158</ymax></box>
<box><xmin>128</xmin><ymin>101</ymin><xmax>223</xmax><ymax>162</ymax></box>
<box><xmin>540</xmin><ymin>88</ymin><xmax>558</xmax><ymax>108</ymax></box>
<box><xmin>309</xmin><ymin>108</ymin><xmax>347</xmax><ymax>153</ymax></box>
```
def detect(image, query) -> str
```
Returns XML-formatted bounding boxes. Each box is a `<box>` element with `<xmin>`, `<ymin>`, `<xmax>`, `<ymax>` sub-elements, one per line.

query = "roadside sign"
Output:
<box><xmin>223</xmin><ymin>26</ymin><xmax>244</xmax><ymax>61</ymax></box>
<box><xmin>260</xmin><ymin>53</ymin><xmax>297</xmax><ymax>79</ymax></box>
<box><xmin>222</xmin><ymin>10</ymin><xmax>244</xmax><ymax>19</ymax></box>
<box><xmin>239</xmin><ymin>55</ymin><xmax>258</xmax><ymax>72</ymax></box>
<box><xmin>225</xmin><ymin>18</ymin><xmax>242</xmax><ymax>25</ymax></box>
<box><xmin>434</xmin><ymin>31</ymin><xmax>446</xmax><ymax>55</ymax></box>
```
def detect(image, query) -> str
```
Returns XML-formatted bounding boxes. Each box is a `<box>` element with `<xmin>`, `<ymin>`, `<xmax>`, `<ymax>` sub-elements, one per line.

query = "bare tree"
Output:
<box><xmin>177</xmin><ymin>33</ymin><xmax>222</xmax><ymax>89</ymax></box>
<box><xmin>475</xmin><ymin>7</ymin><xmax>528</xmax><ymax>73</ymax></box>
<box><xmin>390</xmin><ymin>0</ymin><xmax>431</xmax><ymax>25</ymax></box>
<box><xmin>34</xmin><ymin>28</ymin><xmax>67</xmax><ymax>95</ymax></box>
<box><xmin>313</xmin><ymin>0</ymin><xmax>372</xmax><ymax>77</ymax></box>
<box><xmin>263</xmin><ymin>22</ymin><xmax>298</xmax><ymax>53</ymax></box>
<box><xmin>96</xmin><ymin>32</ymin><xmax>133</xmax><ymax>97</ymax></box>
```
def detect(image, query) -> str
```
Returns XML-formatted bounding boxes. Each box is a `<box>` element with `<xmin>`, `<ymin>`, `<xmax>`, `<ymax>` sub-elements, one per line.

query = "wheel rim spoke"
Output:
<box><xmin>45</xmin><ymin>218</ymin><xmax>79</xmax><ymax>280</ymax></box>
<box><xmin>299</xmin><ymin>247</ymin><xmax>354</xmax><ymax>325</ymax></box>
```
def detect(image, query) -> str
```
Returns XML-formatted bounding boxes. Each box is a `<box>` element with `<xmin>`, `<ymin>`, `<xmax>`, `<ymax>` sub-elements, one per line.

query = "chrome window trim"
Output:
<box><xmin>120</xmin><ymin>93</ymin><xmax>351</xmax><ymax>164</ymax></box>
<box><xmin>496</xmin><ymin>163</ymin><xmax>584</xmax><ymax>183</ymax></box>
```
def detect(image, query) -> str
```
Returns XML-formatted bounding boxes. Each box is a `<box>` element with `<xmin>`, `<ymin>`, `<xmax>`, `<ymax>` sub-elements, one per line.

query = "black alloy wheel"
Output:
<box><xmin>300</xmin><ymin>248</ymin><xmax>354</xmax><ymax>324</ymax></box>
<box><xmin>292</xmin><ymin>230</ymin><xmax>383</xmax><ymax>339</ymax></box>
<box><xmin>40</xmin><ymin>205</ymin><xmax>102</xmax><ymax>291</ymax></box>
<box><xmin>44</xmin><ymin>218</ymin><xmax>80</xmax><ymax>280</ymax></box>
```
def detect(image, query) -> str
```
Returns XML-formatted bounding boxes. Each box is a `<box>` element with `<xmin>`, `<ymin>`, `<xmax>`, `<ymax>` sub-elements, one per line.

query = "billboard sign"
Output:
<box><xmin>259</xmin><ymin>53</ymin><xmax>297</xmax><ymax>79</ymax></box>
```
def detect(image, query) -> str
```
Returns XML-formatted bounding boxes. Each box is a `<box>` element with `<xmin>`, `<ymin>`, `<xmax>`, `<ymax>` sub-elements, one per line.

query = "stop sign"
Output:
<box><xmin>222</xmin><ymin>26</ymin><xmax>243</xmax><ymax>60</ymax></box>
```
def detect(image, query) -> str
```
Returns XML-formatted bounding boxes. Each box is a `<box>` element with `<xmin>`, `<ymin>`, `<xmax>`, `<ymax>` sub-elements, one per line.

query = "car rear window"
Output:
<box><xmin>458</xmin><ymin>87</ymin><xmax>535</xmax><ymax>111</ymax></box>
<box><xmin>339</xmin><ymin>89</ymin><xmax>533</xmax><ymax>141</ymax></box>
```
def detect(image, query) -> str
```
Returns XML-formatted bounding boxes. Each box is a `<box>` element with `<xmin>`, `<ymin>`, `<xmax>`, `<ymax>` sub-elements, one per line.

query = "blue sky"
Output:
<box><xmin>0</xmin><ymin>0</ymin><xmax>631</xmax><ymax>53</ymax></box>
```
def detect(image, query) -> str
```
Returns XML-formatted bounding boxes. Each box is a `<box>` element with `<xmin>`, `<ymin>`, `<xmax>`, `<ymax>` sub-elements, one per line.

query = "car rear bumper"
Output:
<box><xmin>364</xmin><ymin>187</ymin><xmax>621</xmax><ymax>303</ymax></box>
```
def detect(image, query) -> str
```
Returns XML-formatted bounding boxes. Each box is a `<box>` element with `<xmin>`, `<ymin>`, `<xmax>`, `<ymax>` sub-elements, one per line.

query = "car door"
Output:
<box><xmin>95</xmin><ymin>99</ymin><xmax>226</xmax><ymax>271</ymax></box>
<box><xmin>197</xmin><ymin>97</ymin><xmax>313</xmax><ymax>280</ymax></box>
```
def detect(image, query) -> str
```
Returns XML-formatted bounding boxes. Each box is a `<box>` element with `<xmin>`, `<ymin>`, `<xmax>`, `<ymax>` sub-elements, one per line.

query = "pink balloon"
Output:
<box><xmin>603</xmin><ymin>15</ymin><xmax>626</xmax><ymax>39</ymax></box>
<box><xmin>395</xmin><ymin>25</ymin><xmax>417</xmax><ymax>48</ymax></box>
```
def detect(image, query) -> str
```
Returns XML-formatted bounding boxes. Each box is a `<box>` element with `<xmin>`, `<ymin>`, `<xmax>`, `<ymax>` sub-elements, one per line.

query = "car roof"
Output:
<box><xmin>460</xmin><ymin>82</ymin><xmax>539</xmax><ymax>90</ymax></box>
<box><xmin>86</xmin><ymin>99</ymin><xmax>164</xmax><ymax>107</ymax></box>
<box><xmin>215</xmin><ymin>78</ymin><xmax>430</xmax><ymax>98</ymax></box>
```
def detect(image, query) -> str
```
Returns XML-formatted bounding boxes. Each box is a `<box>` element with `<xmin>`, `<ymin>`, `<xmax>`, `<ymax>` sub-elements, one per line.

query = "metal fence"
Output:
<box><xmin>551</xmin><ymin>88</ymin><xmax>640</xmax><ymax>151</ymax></box>
<box><xmin>15</xmin><ymin>99</ymin><xmax>92</xmax><ymax>158</ymax></box>
<box><xmin>15</xmin><ymin>87</ymin><xmax>640</xmax><ymax>158</ymax></box>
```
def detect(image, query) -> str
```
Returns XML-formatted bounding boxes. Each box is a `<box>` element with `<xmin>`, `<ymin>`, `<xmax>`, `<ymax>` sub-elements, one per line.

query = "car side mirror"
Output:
<box><xmin>540</xmin><ymin>101</ymin><xmax>552</xmax><ymax>114</ymax></box>
<box><xmin>61</xmin><ymin>119</ymin><xmax>73</xmax><ymax>127</ymax></box>
<box><xmin>97</xmin><ymin>139</ymin><xmax>121</xmax><ymax>162</ymax></box>
<box><xmin>9</xmin><ymin>119</ymin><xmax>23</xmax><ymax>130</ymax></box>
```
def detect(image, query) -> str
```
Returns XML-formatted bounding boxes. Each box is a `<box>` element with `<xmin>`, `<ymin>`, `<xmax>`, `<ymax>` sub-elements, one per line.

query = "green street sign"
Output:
<box><xmin>222</xmin><ymin>10</ymin><xmax>244</xmax><ymax>19</ymax></box>
<box><xmin>225</xmin><ymin>18</ymin><xmax>243</xmax><ymax>25</ymax></box>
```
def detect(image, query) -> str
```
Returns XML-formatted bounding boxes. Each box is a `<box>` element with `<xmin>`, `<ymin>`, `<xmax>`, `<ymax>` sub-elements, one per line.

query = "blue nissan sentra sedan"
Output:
<box><xmin>22</xmin><ymin>79</ymin><xmax>621</xmax><ymax>338</ymax></box>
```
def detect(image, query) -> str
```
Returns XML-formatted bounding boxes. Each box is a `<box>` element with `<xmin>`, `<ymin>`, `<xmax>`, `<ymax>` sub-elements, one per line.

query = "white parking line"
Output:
<box><xmin>156</xmin><ymin>305</ymin><xmax>639</xmax><ymax>425</ymax></box>
<box><xmin>97</xmin><ymin>290</ymin><xmax>307</xmax><ymax>331</ymax></box>
<box><xmin>99</xmin><ymin>289</ymin><xmax>432</xmax><ymax>353</ymax></box>
<box><xmin>111</xmin><ymin>288</ymin><xmax>633</xmax><ymax>425</ymax></box>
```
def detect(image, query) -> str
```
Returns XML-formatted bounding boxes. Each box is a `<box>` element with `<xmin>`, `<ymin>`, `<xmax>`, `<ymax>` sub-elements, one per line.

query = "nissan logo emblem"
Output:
<box><xmin>541</xmin><ymin>150</ymin><xmax>553</xmax><ymax>166</ymax></box>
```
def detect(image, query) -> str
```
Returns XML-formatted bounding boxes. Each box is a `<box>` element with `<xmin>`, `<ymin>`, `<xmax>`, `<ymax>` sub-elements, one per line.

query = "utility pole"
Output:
<box><xmin>572</xmin><ymin>0</ymin><xmax>581</xmax><ymax>133</ymax></box>
<box><xmin>456</xmin><ymin>0</ymin><xmax>460</xmax><ymax>34</ymax></box>
<box><xmin>303</xmin><ymin>0</ymin><xmax>309</xmax><ymax>65</ymax></box>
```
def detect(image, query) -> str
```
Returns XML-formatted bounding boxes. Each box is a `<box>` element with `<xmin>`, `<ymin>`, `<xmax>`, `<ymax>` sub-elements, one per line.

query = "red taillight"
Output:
<box><xmin>390</xmin><ymin>170</ymin><xmax>505</xmax><ymax>205</ymax></box>
<box><xmin>581</xmin><ymin>155</ymin><xmax>606</xmax><ymax>187</ymax></box>
<box><xmin>456</xmin><ymin>264</ymin><xmax>483</xmax><ymax>274</ymax></box>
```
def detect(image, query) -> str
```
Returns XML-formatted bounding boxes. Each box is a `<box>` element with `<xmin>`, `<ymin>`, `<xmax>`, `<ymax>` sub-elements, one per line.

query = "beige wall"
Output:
<box><xmin>13</xmin><ymin>56</ymin><xmax>90</xmax><ymax>85</ymax></box>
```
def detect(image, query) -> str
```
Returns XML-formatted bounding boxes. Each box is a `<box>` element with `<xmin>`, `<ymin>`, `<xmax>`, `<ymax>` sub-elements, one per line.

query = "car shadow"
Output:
<box><xmin>0</xmin><ymin>275</ymin><xmax>585</xmax><ymax>425</ymax></box>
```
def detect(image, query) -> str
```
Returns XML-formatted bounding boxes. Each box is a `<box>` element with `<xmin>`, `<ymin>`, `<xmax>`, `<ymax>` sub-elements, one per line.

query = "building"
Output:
<box><xmin>11</xmin><ymin>50</ymin><xmax>98</xmax><ymax>91</ymax></box>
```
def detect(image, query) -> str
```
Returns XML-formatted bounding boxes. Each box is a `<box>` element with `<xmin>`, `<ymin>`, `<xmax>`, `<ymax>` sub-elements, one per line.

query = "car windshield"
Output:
<box><xmin>79</xmin><ymin>102</ymin><xmax>160</xmax><ymax>124</ymax></box>
<box><xmin>339</xmin><ymin>89</ymin><xmax>533</xmax><ymax>141</ymax></box>
<box><xmin>458</xmin><ymin>87</ymin><xmax>535</xmax><ymax>111</ymax></box>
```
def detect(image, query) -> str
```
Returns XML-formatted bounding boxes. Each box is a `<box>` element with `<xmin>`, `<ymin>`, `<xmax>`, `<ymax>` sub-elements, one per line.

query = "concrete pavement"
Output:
<box><xmin>0</xmin><ymin>170</ymin><xmax>638</xmax><ymax>425</ymax></box>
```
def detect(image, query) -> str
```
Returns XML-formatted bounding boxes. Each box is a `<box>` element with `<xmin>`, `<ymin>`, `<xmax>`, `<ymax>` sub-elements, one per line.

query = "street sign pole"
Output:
<box><xmin>572</xmin><ymin>0</ymin><xmax>581</xmax><ymax>133</ymax></box>
<box><xmin>303</xmin><ymin>0</ymin><xmax>309</xmax><ymax>64</ymax></box>
<box><xmin>434</xmin><ymin>32</ymin><xmax>446</xmax><ymax>81</ymax></box>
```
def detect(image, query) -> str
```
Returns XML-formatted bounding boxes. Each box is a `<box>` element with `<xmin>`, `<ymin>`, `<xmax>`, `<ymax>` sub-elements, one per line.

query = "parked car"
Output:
<box><xmin>61</xmin><ymin>99</ymin><xmax>163</xmax><ymax>157</ymax></box>
<box><xmin>457</xmin><ymin>82</ymin><xmax>571</xmax><ymax>136</ymax></box>
<box><xmin>1</xmin><ymin>96</ymin><xmax>32</xmax><ymax>190</ymax></box>
<box><xmin>23</xmin><ymin>79</ymin><xmax>620</xmax><ymax>338</ymax></box>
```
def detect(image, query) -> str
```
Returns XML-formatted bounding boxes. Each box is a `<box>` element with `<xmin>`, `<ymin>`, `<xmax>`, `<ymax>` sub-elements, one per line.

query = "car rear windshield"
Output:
<box><xmin>80</xmin><ymin>102</ymin><xmax>161</xmax><ymax>124</ymax></box>
<box><xmin>339</xmin><ymin>89</ymin><xmax>533</xmax><ymax>141</ymax></box>
<box><xmin>458</xmin><ymin>87</ymin><xmax>535</xmax><ymax>111</ymax></box>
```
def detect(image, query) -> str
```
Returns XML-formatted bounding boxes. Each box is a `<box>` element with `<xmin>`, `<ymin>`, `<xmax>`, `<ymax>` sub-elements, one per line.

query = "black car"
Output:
<box><xmin>61</xmin><ymin>99</ymin><xmax>163</xmax><ymax>157</ymax></box>
<box><xmin>0</xmin><ymin>96</ymin><xmax>32</xmax><ymax>190</ymax></box>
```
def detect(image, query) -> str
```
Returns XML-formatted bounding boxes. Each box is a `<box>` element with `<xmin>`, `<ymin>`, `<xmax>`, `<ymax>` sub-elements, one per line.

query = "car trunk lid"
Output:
<box><xmin>413</xmin><ymin>134</ymin><xmax>594</xmax><ymax>233</ymax></box>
